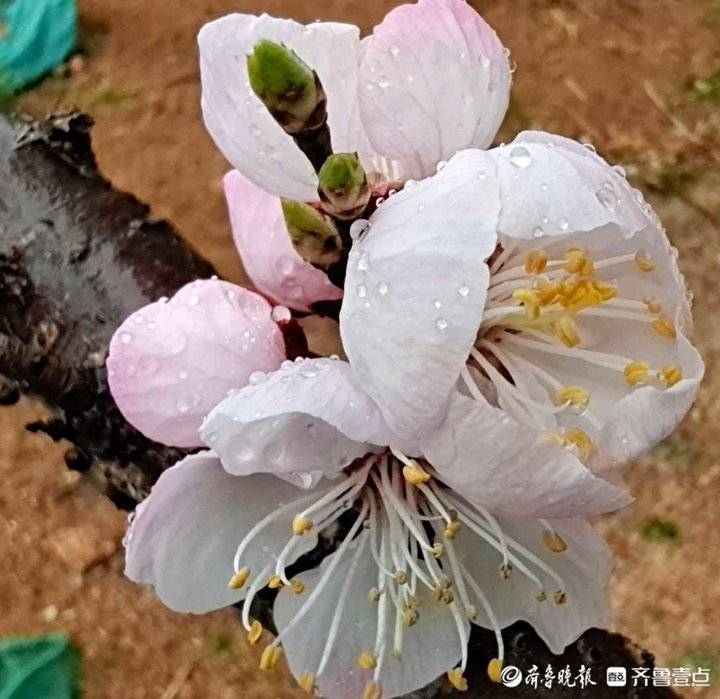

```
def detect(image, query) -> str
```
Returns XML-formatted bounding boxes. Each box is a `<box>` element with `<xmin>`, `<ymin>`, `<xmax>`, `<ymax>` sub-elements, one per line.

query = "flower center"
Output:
<box><xmin>464</xmin><ymin>241</ymin><xmax>684</xmax><ymax>460</ymax></box>
<box><xmin>228</xmin><ymin>452</ymin><xmax>571</xmax><ymax>696</ymax></box>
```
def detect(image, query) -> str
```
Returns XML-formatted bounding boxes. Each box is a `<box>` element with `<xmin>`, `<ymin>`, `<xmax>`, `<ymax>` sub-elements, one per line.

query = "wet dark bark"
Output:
<box><xmin>0</xmin><ymin>114</ymin><xmax>677</xmax><ymax>698</ymax></box>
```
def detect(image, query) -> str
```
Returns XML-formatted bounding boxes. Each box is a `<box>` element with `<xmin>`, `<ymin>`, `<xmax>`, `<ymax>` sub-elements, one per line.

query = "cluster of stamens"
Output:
<box><xmin>463</xmin><ymin>240</ymin><xmax>684</xmax><ymax>461</ymax></box>
<box><xmin>226</xmin><ymin>453</ymin><xmax>572</xmax><ymax>696</ymax></box>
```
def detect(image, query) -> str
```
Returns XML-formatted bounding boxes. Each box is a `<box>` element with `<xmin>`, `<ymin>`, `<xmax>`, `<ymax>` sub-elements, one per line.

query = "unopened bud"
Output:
<box><xmin>281</xmin><ymin>199</ymin><xmax>343</xmax><ymax>268</ymax></box>
<box><xmin>247</xmin><ymin>40</ymin><xmax>323</xmax><ymax>134</ymax></box>
<box><xmin>318</xmin><ymin>153</ymin><xmax>371</xmax><ymax>219</ymax></box>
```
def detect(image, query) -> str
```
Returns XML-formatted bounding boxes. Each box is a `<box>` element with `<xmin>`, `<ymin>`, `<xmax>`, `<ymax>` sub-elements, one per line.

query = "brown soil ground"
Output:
<box><xmin>2</xmin><ymin>0</ymin><xmax>720</xmax><ymax>697</ymax></box>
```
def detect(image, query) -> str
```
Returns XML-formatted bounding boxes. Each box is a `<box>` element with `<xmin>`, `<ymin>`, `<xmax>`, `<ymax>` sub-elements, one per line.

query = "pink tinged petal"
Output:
<box><xmin>107</xmin><ymin>279</ymin><xmax>285</xmax><ymax>448</ymax></box>
<box><xmin>340</xmin><ymin>149</ymin><xmax>500</xmax><ymax>439</ymax></box>
<box><xmin>124</xmin><ymin>452</ymin><xmax>321</xmax><ymax>613</ymax></box>
<box><xmin>453</xmin><ymin>517</ymin><xmax>611</xmax><ymax>654</ymax></box>
<box><xmin>358</xmin><ymin>0</ymin><xmax>511</xmax><ymax>180</ymax></box>
<box><xmin>490</xmin><ymin>131</ymin><xmax>653</xmax><ymax>242</ymax></box>
<box><xmin>201</xmin><ymin>358</ymin><xmax>407</xmax><ymax>480</ymax></box>
<box><xmin>423</xmin><ymin>391</ymin><xmax>633</xmax><ymax>519</ymax></box>
<box><xmin>274</xmin><ymin>534</ymin><xmax>466</xmax><ymax>698</ymax></box>
<box><xmin>224</xmin><ymin>170</ymin><xmax>342</xmax><ymax>312</ymax></box>
<box><xmin>199</xmin><ymin>14</ymin><xmax>361</xmax><ymax>201</ymax></box>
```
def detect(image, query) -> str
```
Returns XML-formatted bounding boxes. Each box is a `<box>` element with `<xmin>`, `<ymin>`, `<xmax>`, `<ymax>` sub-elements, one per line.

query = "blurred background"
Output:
<box><xmin>1</xmin><ymin>0</ymin><xmax>719</xmax><ymax>696</ymax></box>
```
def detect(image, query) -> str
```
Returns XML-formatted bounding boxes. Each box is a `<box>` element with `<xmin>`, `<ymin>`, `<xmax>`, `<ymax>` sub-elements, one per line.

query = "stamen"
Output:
<box><xmin>660</xmin><ymin>366</ymin><xmax>682</xmax><ymax>387</ymax></box>
<box><xmin>259</xmin><ymin>645</ymin><xmax>283</xmax><ymax>670</ymax></box>
<box><xmin>634</xmin><ymin>250</ymin><xmax>656</xmax><ymax>272</ymax></box>
<box><xmin>624</xmin><ymin>361</ymin><xmax>650</xmax><ymax>385</ymax></box>
<box><xmin>554</xmin><ymin>315</ymin><xmax>580</xmax><ymax>347</ymax></box>
<box><xmin>268</xmin><ymin>575</ymin><xmax>284</xmax><ymax>589</ymax></box>
<box><xmin>554</xmin><ymin>386</ymin><xmax>590</xmax><ymax>408</ymax></box>
<box><xmin>298</xmin><ymin>672</ymin><xmax>315</xmax><ymax>695</ymax></box>
<box><xmin>228</xmin><ymin>567</ymin><xmax>250</xmax><ymax>590</ymax></box>
<box><xmin>487</xmin><ymin>658</ymin><xmax>504</xmax><ymax>683</ymax></box>
<box><xmin>362</xmin><ymin>680</ymin><xmax>382</xmax><ymax>699</ymax></box>
<box><xmin>290</xmin><ymin>579</ymin><xmax>305</xmax><ymax>595</ymax></box>
<box><xmin>651</xmin><ymin>314</ymin><xmax>676</xmax><ymax>339</ymax></box>
<box><xmin>512</xmin><ymin>288</ymin><xmax>541</xmax><ymax>320</ymax></box>
<box><xmin>247</xmin><ymin>620</ymin><xmax>263</xmax><ymax>645</ymax></box>
<box><xmin>292</xmin><ymin>515</ymin><xmax>314</xmax><ymax>535</ymax></box>
<box><xmin>525</xmin><ymin>249</ymin><xmax>548</xmax><ymax>275</ymax></box>
<box><xmin>447</xmin><ymin>667</ymin><xmax>468</xmax><ymax>691</ymax></box>
<box><xmin>358</xmin><ymin>652</ymin><xmax>377</xmax><ymax>670</ymax></box>
<box><xmin>643</xmin><ymin>296</ymin><xmax>662</xmax><ymax>314</ymax></box>
<box><xmin>542</xmin><ymin>530</ymin><xmax>568</xmax><ymax>553</ymax></box>
<box><xmin>565</xmin><ymin>428</ymin><xmax>593</xmax><ymax>459</ymax></box>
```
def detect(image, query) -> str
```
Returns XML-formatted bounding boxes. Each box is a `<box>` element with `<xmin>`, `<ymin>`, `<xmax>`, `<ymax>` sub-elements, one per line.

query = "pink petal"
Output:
<box><xmin>224</xmin><ymin>170</ymin><xmax>342</xmax><ymax>312</ymax></box>
<box><xmin>358</xmin><ymin>0</ymin><xmax>511</xmax><ymax>180</ymax></box>
<box><xmin>199</xmin><ymin>14</ymin><xmax>361</xmax><ymax>201</ymax></box>
<box><xmin>107</xmin><ymin>280</ymin><xmax>286</xmax><ymax>448</ymax></box>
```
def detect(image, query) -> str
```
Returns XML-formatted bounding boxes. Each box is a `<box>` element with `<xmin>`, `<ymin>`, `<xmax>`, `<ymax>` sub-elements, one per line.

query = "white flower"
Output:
<box><xmin>340</xmin><ymin>133</ymin><xmax>704</xmax><ymax>487</ymax></box>
<box><xmin>124</xmin><ymin>152</ymin><xmax>633</xmax><ymax>698</ymax></box>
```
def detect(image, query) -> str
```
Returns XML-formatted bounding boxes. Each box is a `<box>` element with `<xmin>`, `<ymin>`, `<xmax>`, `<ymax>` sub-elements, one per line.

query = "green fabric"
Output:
<box><xmin>0</xmin><ymin>634</ymin><xmax>81</xmax><ymax>699</ymax></box>
<box><xmin>0</xmin><ymin>0</ymin><xmax>77</xmax><ymax>94</ymax></box>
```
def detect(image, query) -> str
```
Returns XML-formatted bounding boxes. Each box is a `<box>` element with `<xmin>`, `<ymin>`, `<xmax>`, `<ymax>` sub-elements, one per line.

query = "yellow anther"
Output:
<box><xmin>624</xmin><ymin>361</ymin><xmax>650</xmax><ymax>386</ymax></box>
<box><xmin>536</xmin><ymin>590</ymin><xmax>548</xmax><ymax>602</ymax></box>
<box><xmin>268</xmin><ymin>575</ymin><xmax>284</xmax><ymax>589</ymax></box>
<box><xmin>403</xmin><ymin>609</ymin><xmax>419</xmax><ymax>626</ymax></box>
<box><xmin>368</xmin><ymin>587</ymin><xmax>381</xmax><ymax>603</ymax></box>
<box><xmin>564</xmin><ymin>250</ymin><xmax>594</xmax><ymax>275</ymax></box>
<box><xmin>651</xmin><ymin>314</ymin><xmax>676</xmax><ymax>339</ymax></box>
<box><xmin>228</xmin><ymin>567</ymin><xmax>251</xmax><ymax>590</ymax></box>
<box><xmin>358</xmin><ymin>651</ymin><xmax>377</xmax><ymax>670</ymax></box>
<box><xmin>259</xmin><ymin>645</ymin><xmax>283</xmax><ymax>670</ymax></box>
<box><xmin>438</xmin><ymin>575</ymin><xmax>452</xmax><ymax>589</ymax></box>
<box><xmin>402</xmin><ymin>460</ymin><xmax>431</xmax><ymax>485</ymax></box>
<box><xmin>561</xmin><ymin>279</ymin><xmax>605</xmax><ymax>312</ymax></box>
<box><xmin>448</xmin><ymin>509</ymin><xmax>459</xmax><ymax>521</ymax></box>
<box><xmin>444</xmin><ymin>520</ymin><xmax>461</xmax><ymax>539</ymax></box>
<box><xmin>394</xmin><ymin>571</ymin><xmax>408</xmax><ymax>586</ymax></box>
<box><xmin>634</xmin><ymin>250</ymin><xmax>656</xmax><ymax>272</ymax></box>
<box><xmin>447</xmin><ymin>668</ymin><xmax>468</xmax><ymax>691</ymax></box>
<box><xmin>565</xmin><ymin>429</ymin><xmax>592</xmax><ymax>459</ymax></box>
<box><xmin>565</xmin><ymin>244</ymin><xmax>587</xmax><ymax>256</ymax></box>
<box><xmin>498</xmin><ymin>563</ymin><xmax>513</xmax><ymax>580</ymax></box>
<box><xmin>594</xmin><ymin>280</ymin><xmax>617</xmax><ymax>302</ymax></box>
<box><xmin>512</xmin><ymin>288</ymin><xmax>541</xmax><ymax>320</ymax></box>
<box><xmin>407</xmin><ymin>596</ymin><xmax>421</xmax><ymax>611</ymax></box>
<box><xmin>362</xmin><ymin>680</ymin><xmax>382</xmax><ymax>699</ymax></box>
<box><xmin>292</xmin><ymin>514</ymin><xmax>314</xmax><ymax>536</ymax></box>
<box><xmin>525</xmin><ymin>248</ymin><xmax>548</xmax><ymax>275</ymax></box>
<box><xmin>441</xmin><ymin>590</ymin><xmax>455</xmax><ymax>605</ymax></box>
<box><xmin>247</xmin><ymin>620</ymin><xmax>263</xmax><ymax>645</ymax></box>
<box><xmin>487</xmin><ymin>658</ymin><xmax>504</xmax><ymax>684</ymax></box>
<box><xmin>290</xmin><ymin>579</ymin><xmax>305</xmax><ymax>595</ymax></box>
<box><xmin>660</xmin><ymin>366</ymin><xmax>683</xmax><ymax>387</ymax></box>
<box><xmin>554</xmin><ymin>590</ymin><xmax>568</xmax><ymax>605</ymax></box>
<box><xmin>536</xmin><ymin>281</ymin><xmax>562</xmax><ymax>306</ymax></box>
<box><xmin>432</xmin><ymin>542</ymin><xmax>445</xmax><ymax>558</ymax></box>
<box><xmin>466</xmin><ymin>604</ymin><xmax>478</xmax><ymax>621</ymax></box>
<box><xmin>643</xmin><ymin>296</ymin><xmax>662</xmax><ymax>314</ymax></box>
<box><xmin>298</xmin><ymin>672</ymin><xmax>315</xmax><ymax>694</ymax></box>
<box><xmin>542</xmin><ymin>530</ymin><xmax>568</xmax><ymax>553</ymax></box>
<box><xmin>554</xmin><ymin>385</ymin><xmax>590</xmax><ymax>408</ymax></box>
<box><xmin>554</xmin><ymin>315</ymin><xmax>580</xmax><ymax>347</ymax></box>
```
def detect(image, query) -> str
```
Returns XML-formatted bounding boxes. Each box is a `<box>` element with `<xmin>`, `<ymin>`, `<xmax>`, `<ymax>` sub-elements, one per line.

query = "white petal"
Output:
<box><xmin>201</xmin><ymin>358</ymin><xmax>406</xmax><ymax>479</ymax></box>
<box><xmin>340</xmin><ymin>149</ymin><xmax>500</xmax><ymax>438</ymax></box>
<box><xmin>274</xmin><ymin>533</ymin><xmax>466</xmax><ymax>698</ymax></box>
<box><xmin>199</xmin><ymin>14</ymin><xmax>360</xmax><ymax>201</ymax></box>
<box><xmin>490</xmin><ymin>131</ymin><xmax>652</xmax><ymax>242</ymax></box>
<box><xmin>358</xmin><ymin>0</ymin><xmax>511</xmax><ymax>180</ymax></box>
<box><xmin>454</xmin><ymin>517</ymin><xmax>611</xmax><ymax>654</ymax></box>
<box><xmin>124</xmin><ymin>452</ymin><xmax>321</xmax><ymax>613</ymax></box>
<box><xmin>423</xmin><ymin>391</ymin><xmax>633</xmax><ymax>518</ymax></box>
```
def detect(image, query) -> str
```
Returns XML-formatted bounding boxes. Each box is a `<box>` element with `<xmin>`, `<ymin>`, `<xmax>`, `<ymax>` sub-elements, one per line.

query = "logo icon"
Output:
<box><xmin>501</xmin><ymin>665</ymin><xmax>523</xmax><ymax>688</ymax></box>
<box><xmin>606</xmin><ymin>667</ymin><xmax>627</xmax><ymax>687</ymax></box>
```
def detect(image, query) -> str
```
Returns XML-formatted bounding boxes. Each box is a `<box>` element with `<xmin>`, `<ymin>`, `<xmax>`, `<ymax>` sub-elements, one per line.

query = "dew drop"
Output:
<box><xmin>120</xmin><ymin>332</ymin><xmax>132</xmax><ymax>344</ymax></box>
<box><xmin>583</xmin><ymin>143</ymin><xmax>597</xmax><ymax>153</ymax></box>
<box><xmin>596</xmin><ymin>186</ymin><xmax>618</xmax><ymax>211</ymax></box>
<box><xmin>457</xmin><ymin>285</ymin><xmax>470</xmax><ymax>297</ymax></box>
<box><xmin>559</xmin><ymin>217</ymin><xmax>569</xmax><ymax>231</ymax></box>
<box><xmin>178</xmin><ymin>370</ymin><xmax>188</xmax><ymax>380</ymax></box>
<box><xmin>533</xmin><ymin>226</ymin><xmax>544</xmax><ymax>238</ymax></box>
<box><xmin>357</xmin><ymin>284</ymin><xmax>368</xmax><ymax>298</ymax></box>
<box><xmin>435</xmin><ymin>317</ymin><xmax>448</xmax><ymax>331</ymax></box>
<box><xmin>375</xmin><ymin>196</ymin><xmax>385</xmax><ymax>206</ymax></box>
<box><xmin>350</xmin><ymin>219</ymin><xmax>370</xmax><ymax>240</ymax></box>
<box><xmin>176</xmin><ymin>398</ymin><xmax>190</xmax><ymax>414</ymax></box>
<box><xmin>377</xmin><ymin>281</ymin><xmax>389</xmax><ymax>295</ymax></box>
<box><xmin>540</xmin><ymin>182</ymin><xmax>548</xmax><ymax>191</ymax></box>
<box><xmin>249</xmin><ymin>371</ymin><xmax>266</xmax><ymax>385</ymax></box>
<box><xmin>187</xmin><ymin>294</ymin><xmax>200</xmax><ymax>306</ymax></box>
<box><xmin>390</xmin><ymin>45</ymin><xmax>400</xmax><ymax>56</ymax></box>
<box><xmin>271</xmin><ymin>305</ymin><xmax>291</xmax><ymax>323</ymax></box>
<box><xmin>377</xmin><ymin>77</ymin><xmax>390</xmax><ymax>88</ymax></box>
<box><xmin>477</xmin><ymin>171</ymin><xmax>487</xmax><ymax>181</ymax></box>
<box><xmin>404</xmin><ymin>179</ymin><xmax>417</xmax><ymax>189</ymax></box>
<box><xmin>481</xmin><ymin>55</ymin><xmax>491</xmax><ymax>69</ymax></box>
<box><xmin>433</xmin><ymin>299</ymin><xmax>442</xmax><ymax>309</ymax></box>
<box><xmin>509</xmin><ymin>146</ymin><xmax>532</xmax><ymax>169</ymax></box>
<box><xmin>357</xmin><ymin>252</ymin><xmax>369</xmax><ymax>271</ymax></box>
<box><xmin>436</xmin><ymin>160</ymin><xmax>447</xmax><ymax>173</ymax></box>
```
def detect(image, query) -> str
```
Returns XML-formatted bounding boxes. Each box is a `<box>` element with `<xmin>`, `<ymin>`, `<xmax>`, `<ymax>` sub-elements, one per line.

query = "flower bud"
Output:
<box><xmin>247</xmin><ymin>39</ymin><xmax>325</xmax><ymax>135</ymax></box>
<box><xmin>317</xmin><ymin>153</ymin><xmax>371</xmax><ymax>219</ymax></box>
<box><xmin>281</xmin><ymin>200</ymin><xmax>343</xmax><ymax>268</ymax></box>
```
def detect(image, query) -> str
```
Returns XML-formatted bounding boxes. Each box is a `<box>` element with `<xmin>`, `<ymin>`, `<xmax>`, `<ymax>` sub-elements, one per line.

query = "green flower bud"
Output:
<box><xmin>247</xmin><ymin>39</ymin><xmax>323</xmax><ymax>134</ymax></box>
<box><xmin>317</xmin><ymin>153</ymin><xmax>371</xmax><ymax>220</ymax></box>
<box><xmin>281</xmin><ymin>199</ymin><xmax>343</xmax><ymax>268</ymax></box>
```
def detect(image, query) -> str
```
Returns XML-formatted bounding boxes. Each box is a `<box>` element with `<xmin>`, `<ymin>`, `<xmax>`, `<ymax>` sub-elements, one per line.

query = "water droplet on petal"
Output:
<box><xmin>176</xmin><ymin>398</ymin><xmax>190</xmax><ymax>414</ymax></box>
<box><xmin>436</xmin><ymin>160</ymin><xmax>447</xmax><ymax>173</ymax></box>
<box><xmin>357</xmin><ymin>252</ymin><xmax>369</xmax><ymax>271</ymax></box>
<box><xmin>187</xmin><ymin>294</ymin><xmax>200</xmax><ymax>306</ymax></box>
<box><xmin>533</xmin><ymin>226</ymin><xmax>544</xmax><ymax>238</ymax></box>
<box><xmin>433</xmin><ymin>299</ymin><xmax>442</xmax><ymax>309</ymax></box>
<box><xmin>477</xmin><ymin>171</ymin><xmax>487</xmax><ymax>181</ymax></box>
<box><xmin>540</xmin><ymin>182</ymin><xmax>548</xmax><ymax>191</ymax></box>
<box><xmin>390</xmin><ymin>45</ymin><xmax>400</xmax><ymax>56</ymax></box>
<box><xmin>271</xmin><ymin>305</ymin><xmax>291</xmax><ymax>323</ymax></box>
<box><xmin>596</xmin><ymin>186</ymin><xmax>618</xmax><ymax>211</ymax></box>
<box><xmin>583</xmin><ymin>143</ymin><xmax>597</xmax><ymax>153</ymax></box>
<box><xmin>435</xmin><ymin>317</ymin><xmax>448</xmax><ymax>331</ymax></box>
<box><xmin>457</xmin><ymin>285</ymin><xmax>470</xmax><ymax>298</ymax></box>
<box><xmin>559</xmin><ymin>217</ymin><xmax>569</xmax><ymax>231</ymax></box>
<box><xmin>178</xmin><ymin>370</ymin><xmax>188</xmax><ymax>380</ymax></box>
<box><xmin>357</xmin><ymin>284</ymin><xmax>368</xmax><ymax>298</ymax></box>
<box><xmin>350</xmin><ymin>219</ymin><xmax>370</xmax><ymax>241</ymax></box>
<box><xmin>509</xmin><ymin>146</ymin><xmax>532</xmax><ymax>169</ymax></box>
<box><xmin>120</xmin><ymin>332</ymin><xmax>132</xmax><ymax>344</ymax></box>
<box><xmin>377</xmin><ymin>281</ymin><xmax>389</xmax><ymax>295</ymax></box>
<box><xmin>481</xmin><ymin>55</ymin><xmax>491</xmax><ymax>69</ymax></box>
<box><xmin>404</xmin><ymin>179</ymin><xmax>416</xmax><ymax>189</ymax></box>
<box><xmin>249</xmin><ymin>371</ymin><xmax>266</xmax><ymax>385</ymax></box>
